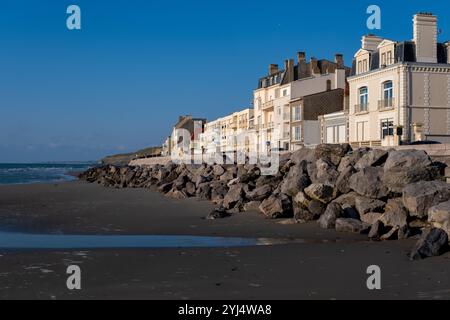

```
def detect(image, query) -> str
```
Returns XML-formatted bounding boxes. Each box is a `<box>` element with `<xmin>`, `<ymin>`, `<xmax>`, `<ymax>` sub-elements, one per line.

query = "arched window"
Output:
<box><xmin>358</xmin><ymin>87</ymin><xmax>368</xmax><ymax>112</ymax></box>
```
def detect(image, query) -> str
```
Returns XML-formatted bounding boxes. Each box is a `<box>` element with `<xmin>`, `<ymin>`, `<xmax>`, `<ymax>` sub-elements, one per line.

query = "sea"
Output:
<box><xmin>0</xmin><ymin>162</ymin><xmax>97</xmax><ymax>185</ymax></box>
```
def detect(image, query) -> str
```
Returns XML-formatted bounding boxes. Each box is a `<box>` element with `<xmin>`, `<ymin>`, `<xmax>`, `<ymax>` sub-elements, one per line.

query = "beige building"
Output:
<box><xmin>253</xmin><ymin>52</ymin><xmax>350</xmax><ymax>152</ymax></box>
<box><xmin>199</xmin><ymin>108</ymin><xmax>254</xmax><ymax>155</ymax></box>
<box><xmin>348</xmin><ymin>13</ymin><xmax>450</xmax><ymax>147</ymax></box>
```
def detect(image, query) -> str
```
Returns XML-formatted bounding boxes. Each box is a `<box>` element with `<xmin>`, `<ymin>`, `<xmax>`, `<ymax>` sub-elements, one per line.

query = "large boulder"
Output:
<box><xmin>368</xmin><ymin>220</ymin><xmax>386</xmax><ymax>240</ymax></box>
<box><xmin>294</xmin><ymin>206</ymin><xmax>317</xmax><ymax>223</ymax></box>
<box><xmin>361</xmin><ymin>212</ymin><xmax>382</xmax><ymax>225</ymax></box>
<box><xmin>335</xmin><ymin>218</ymin><xmax>370</xmax><ymax>234</ymax></box>
<box><xmin>410</xmin><ymin>228</ymin><xmax>448</xmax><ymax>260</ymax></box>
<box><xmin>196</xmin><ymin>182</ymin><xmax>212</xmax><ymax>200</ymax></box>
<box><xmin>349</xmin><ymin>167</ymin><xmax>388</xmax><ymax>199</ymax></box>
<box><xmin>291</xmin><ymin>147</ymin><xmax>315</xmax><ymax>165</ymax></box>
<box><xmin>428</xmin><ymin>200</ymin><xmax>450</xmax><ymax>236</ymax></box>
<box><xmin>384</xmin><ymin>149</ymin><xmax>432</xmax><ymax>173</ymax></box>
<box><xmin>259</xmin><ymin>194</ymin><xmax>292</xmax><ymax>219</ymax></box>
<box><xmin>403</xmin><ymin>181</ymin><xmax>450</xmax><ymax>218</ymax></box>
<box><xmin>332</xmin><ymin>192</ymin><xmax>358</xmax><ymax>207</ymax></box>
<box><xmin>337</xmin><ymin>148</ymin><xmax>370</xmax><ymax>172</ymax></box>
<box><xmin>355</xmin><ymin>197</ymin><xmax>386</xmax><ymax>215</ymax></box>
<box><xmin>212</xmin><ymin>165</ymin><xmax>226</xmax><ymax>177</ymax></box>
<box><xmin>206</xmin><ymin>207</ymin><xmax>231</xmax><ymax>220</ymax></box>
<box><xmin>379</xmin><ymin>198</ymin><xmax>408</xmax><ymax>228</ymax></box>
<box><xmin>279</xmin><ymin>164</ymin><xmax>311</xmax><ymax>196</ymax></box>
<box><xmin>318</xmin><ymin>202</ymin><xmax>344</xmax><ymax>229</ymax></box>
<box><xmin>354</xmin><ymin>149</ymin><xmax>388</xmax><ymax>170</ymax></box>
<box><xmin>315</xmin><ymin>144</ymin><xmax>351</xmax><ymax>166</ymax></box>
<box><xmin>223</xmin><ymin>184</ymin><xmax>244</xmax><ymax>209</ymax></box>
<box><xmin>293</xmin><ymin>191</ymin><xmax>310</xmax><ymax>208</ymax></box>
<box><xmin>336</xmin><ymin>165</ymin><xmax>356</xmax><ymax>194</ymax></box>
<box><xmin>246</xmin><ymin>185</ymin><xmax>272</xmax><ymax>202</ymax></box>
<box><xmin>210</xmin><ymin>182</ymin><xmax>229</xmax><ymax>203</ymax></box>
<box><xmin>383</xmin><ymin>165</ymin><xmax>442</xmax><ymax>194</ymax></box>
<box><xmin>315</xmin><ymin>159</ymin><xmax>340</xmax><ymax>185</ymax></box>
<box><xmin>304</xmin><ymin>183</ymin><xmax>335</xmax><ymax>204</ymax></box>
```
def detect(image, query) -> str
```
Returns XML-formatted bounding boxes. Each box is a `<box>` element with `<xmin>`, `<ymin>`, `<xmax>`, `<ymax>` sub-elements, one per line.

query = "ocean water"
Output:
<box><xmin>0</xmin><ymin>163</ymin><xmax>96</xmax><ymax>185</ymax></box>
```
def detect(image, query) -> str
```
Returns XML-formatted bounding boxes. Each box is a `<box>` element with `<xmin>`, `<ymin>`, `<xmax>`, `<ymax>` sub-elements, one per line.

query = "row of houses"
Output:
<box><xmin>162</xmin><ymin>13</ymin><xmax>450</xmax><ymax>158</ymax></box>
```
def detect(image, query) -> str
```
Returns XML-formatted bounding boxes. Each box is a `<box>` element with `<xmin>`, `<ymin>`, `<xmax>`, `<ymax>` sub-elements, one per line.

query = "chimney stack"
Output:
<box><xmin>361</xmin><ymin>34</ymin><xmax>383</xmax><ymax>51</ymax></box>
<box><xmin>334</xmin><ymin>54</ymin><xmax>344</xmax><ymax>69</ymax></box>
<box><xmin>297</xmin><ymin>52</ymin><xmax>306</xmax><ymax>64</ymax></box>
<box><xmin>413</xmin><ymin>13</ymin><xmax>438</xmax><ymax>63</ymax></box>
<box><xmin>269</xmin><ymin>64</ymin><xmax>279</xmax><ymax>75</ymax></box>
<box><xmin>310</xmin><ymin>57</ymin><xmax>319</xmax><ymax>74</ymax></box>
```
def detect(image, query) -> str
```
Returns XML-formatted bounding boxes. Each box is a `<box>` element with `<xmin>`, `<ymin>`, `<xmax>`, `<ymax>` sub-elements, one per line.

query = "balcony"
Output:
<box><xmin>262</xmin><ymin>100</ymin><xmax>274</xmax><ymax>110</ymax></box>
<box><xmin>354</xmin><ymin>103</ymin><xmax>369</xmax><ymax>114</ymax></box>
<box><xmin>378</xmin><ymin>98</ymin><xmax>395</xmax><ymax>111</ymax></box>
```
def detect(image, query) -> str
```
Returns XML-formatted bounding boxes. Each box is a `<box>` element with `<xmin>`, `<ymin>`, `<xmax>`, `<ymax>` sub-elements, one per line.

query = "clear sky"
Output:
<box><xmin>0</xmin><ymin>0</ymin><xmax>449</xmax><ymax>162</ymax></box>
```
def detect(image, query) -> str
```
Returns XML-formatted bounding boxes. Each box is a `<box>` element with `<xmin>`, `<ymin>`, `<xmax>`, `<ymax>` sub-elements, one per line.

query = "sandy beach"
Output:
<box><xmin>0</xmin><ymin>181</ymin><xmax>449</xmax><ymax>300</ymax></box>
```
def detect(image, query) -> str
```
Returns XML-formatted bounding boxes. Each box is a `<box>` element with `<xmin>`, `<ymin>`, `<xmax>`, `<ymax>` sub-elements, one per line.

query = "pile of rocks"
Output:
<box><xmin>79</xmin><ymin>144</ymin><xmax>450</xmax><ymax>260</ymax></box>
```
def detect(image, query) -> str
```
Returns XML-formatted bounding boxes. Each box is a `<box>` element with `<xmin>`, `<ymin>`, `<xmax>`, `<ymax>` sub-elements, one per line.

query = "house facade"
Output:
<box><xmin>348</xmin><ymin>13</ymin><xmax>450</xmax><ymax>147</ymax></box>
<box><xmin>253</xmin><ymin>52</ymin><xmax>350</xmax><ymax>152</ymax></box>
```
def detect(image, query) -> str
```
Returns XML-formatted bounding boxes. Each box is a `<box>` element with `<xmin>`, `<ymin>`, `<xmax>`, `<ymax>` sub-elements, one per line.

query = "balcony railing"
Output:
<box><xmin>355</xmin><ymin>103</ymin><xmax>369</xmax><ymax>113</ymax></box>
<box><xmin>378</xmin><ymin>98</ymin><xmax>395</xmax><ymax>110</ymax></box>
<box><xmin>262</xmin><ymin>100</ymin><xmax>274</xmax><ymax>110</ymax></box>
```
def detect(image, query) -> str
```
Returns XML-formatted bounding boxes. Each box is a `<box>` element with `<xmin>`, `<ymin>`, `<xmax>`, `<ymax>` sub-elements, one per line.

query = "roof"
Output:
<box><xmin>350</xmin><ymin>41</ymin><xmax>449</xmax><ymax>76</ymax></box>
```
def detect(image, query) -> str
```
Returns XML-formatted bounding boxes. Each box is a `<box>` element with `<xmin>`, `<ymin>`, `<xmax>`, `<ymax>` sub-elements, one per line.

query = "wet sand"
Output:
<box><xmin>0</xmin><ymin>181</ymin><xmax>449</xmax><ymax>299</ymax></box>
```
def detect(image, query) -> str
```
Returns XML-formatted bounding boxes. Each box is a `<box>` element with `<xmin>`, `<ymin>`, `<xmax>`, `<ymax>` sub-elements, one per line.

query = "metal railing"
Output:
<box><xmin>262</xmin><ymin>100</ymin><xmax>274</xmax><ymax>110</ymax></box>
<box><xmin>378</xmin><ymin>98</ymin><xmax>395</xmax><ymax>110</ymax></box>
<box><xmin>355</xmin><ymin>103</ymin><xmax>369</xmax><ymax>113</ymax></box>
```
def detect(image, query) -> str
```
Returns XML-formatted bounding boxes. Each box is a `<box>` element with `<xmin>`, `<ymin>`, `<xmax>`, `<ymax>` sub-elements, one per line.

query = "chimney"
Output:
<box><xmin>334</xmin><ymin>54</ymin><xmax>344</xmax><ymax>69</ymax></box>
<box><xmin>269</xmin><ymin>64</ymin><xmax>279</xmax><ymax>75</ymax></box>
<box><xmin>297</xmin><ymin>51</ymin><xmax>306</xmax><ymax>64</ymax></box>
<box><xmin>361</xmin><ymin>34</ymin><xmax>383</xmax><ymax>51</ymax></box>
<box><xmin>284</xmin><ymin>59</ymin><xmax>295</xmax><ymax>83</ymax></box>
<box><xmin>310</xmin><ymin>57</ymin><xmax>320</xmax><ymax>75</ymax></box>
<box><xmin>413</xmin><ymin>13</ymin><xmax>438</xmax><ymax>63</ymax></box>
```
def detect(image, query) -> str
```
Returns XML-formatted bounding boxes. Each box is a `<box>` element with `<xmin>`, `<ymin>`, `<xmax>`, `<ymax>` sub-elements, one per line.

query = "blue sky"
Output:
<box><xmin>0</xmin><ymin>0</ymin><xmax>449</xmax><ymax>162</ymax></box>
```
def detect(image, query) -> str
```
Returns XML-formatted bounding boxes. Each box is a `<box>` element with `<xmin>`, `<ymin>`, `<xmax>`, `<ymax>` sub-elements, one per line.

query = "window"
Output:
<box><xmin>275</xmin><ymin>89</ymin><xmax>280</xmax><ymax>99</ymax></box>
<box><xmin>277</xmin><ymin>107</ymin><xmax>281</xmax><ymax>115</ymax></box>
<box><xmin>356</xmin><ymin>121</ymin><xmax>368</xmax><ymax>141</ymax></box>
<box><xmin>283</xmin><ymin>89</ymin><xmax>288</xmax><ymax>96</ymax></box>
<box><xmin>383</xmin><ymin>81</ymin><xmax>393</xmax><ymax>100</ymax></box>
<box><xmin>387</xmin><ymin>51</ymin><xmax>392</xmax><ymax>65</ymax></box>
<box><xmin>292</xmin><ymin>126</ymin><xmax>302</xmax><ymax>141</ymax></box>
<box><xmin>381</xmin><ymin>53</ymin><xmax>386</xmax><ymax>66</ymax></box>
<box><xmin>358</xmin><ymin>87</ymin><xmax>368</xmax><ymax>111</ymax></box>
<box><xmin>326</xmin><ymin>79</ymin><xmax>332</xmax><ymax>91</ymax></box>
<box><xmin>325</xmin><ymin>125</ymin><xmax>346</xmax><ymax>143</ymax></box>
<box><xmin>358</xmin><ymin>61</ymin><xmax>362</xmax><ymax>74</ymax></box>
<box><xmin>292</xmin><ymin>106</ymin><xmax>301</xmax><ymax>121</ymax></box>
<box><xmin>381</xmin><ymin>118</ymin><xmax>394</xmax><ymax>139</ymax></box>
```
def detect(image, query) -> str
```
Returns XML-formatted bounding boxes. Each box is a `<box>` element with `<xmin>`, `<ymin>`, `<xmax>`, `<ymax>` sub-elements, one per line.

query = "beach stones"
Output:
<box><xmin>410</xmin><ymin>228</ymin><xmax>449</xmax><ymax>260</ymax></box>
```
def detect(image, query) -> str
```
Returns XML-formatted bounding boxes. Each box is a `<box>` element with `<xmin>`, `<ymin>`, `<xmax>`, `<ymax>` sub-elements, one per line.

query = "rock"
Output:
<box><xmin>398</xmin><ymin>225</ymin><xmax>413</xmax><ymax>240</ymax></box>
<box><xmin>428</xmin><ymin>200</ymin><xmax>450</xmax><ymax>236</ymax></box>
<box><xmin>342</xmin><ymin>204</ymin><xmax>359</xmax><ymax>219</ymax></box>
<box><xmin>332</xmin><ymin>192</ymin><xmax>358</xmax><ymax>207</ymax></box>
<box><xmin>243</xmin><ymin>201</ymin><xmax>261</xmax><ymax>212</ymax></box>
<box><xmin>380</xmin><ymin>226</ymin><xmax>399</xmax><ymax>241</ymax></box>
<box><xmin>335</xmin><ymin>218</ymin><xmax>370</xmax><ymax>234</ymax></box>
<box><xmin>220</xmin><ymin>170</ymin><xmax>235</xmax><ymax>182</ymax></box>
<box><xmin>239</xmin><ymin>167</ymin><xmax>260</xmax><ymax>183</ymax></box>
<box><xmin>384</xmin><ymin>149</ymin><xmax>432</xmax><ymax>173</ymax></box>
<box><xmin>383</xmin><ymin>165</ymin><xmax>442</xmax><ymax>194</ymax></box>
<box><xmin>410</xmin><ymin>219</ymin><xmax>432</xmax><ymax>229</ymax></box>
<box><xmin>158</xmin><ymin>182</ymin><xmax>173</xmax><ymax>193</ymax></box>
<box><xmin>185</xmin><ymin>182</ymin><xmax>196</xmax><ymax>196</ymax></box>
<box><xmin>304</xmin><ymin>183</ymin><xmax>335</xmax><ymax>204</ymax></box>
<box><xmin>206</xmin><ymin>207</ymin><xmax>231</xmax><ymax>220</ymax></box>
<box><xmin>355</xmin><ymin>197</ymin><xmax>386</xmax><ymax>215</ymax></box>
<box><xmin>291</xmin><ymin>147</ymin><xmax>315</xmax><ymax>165</ymax></box>
<box><xmin>196</xmin><ymin>182</ymin><xmax>212</xmax><ymax>200</ymax></box>
<box><xmin>294</xmin><ymin>206</ymin><xmax>317</xmax><ymax>223</ymax></box>
<box><xmin>227</xmin><ymin>178</ymin><xmax>239</xmax><ymax>187</ymax></box>
<box><xmin>368</xmin><ymin>221</ymin><xmax>386</xmax><ymax>240</ymax></box>
<box><xmin>337</xmin><ymin>148</ymin><xmax>370</xmax><ymax>172</ymax></box>
<box><xmin>223</xmin><ymin>184</ymin><xmax>244</xmax><ymax>209</ymax></box>
<box><xmin>210</xmin><ymin>182</ymin><xmax>228</xmax><ymax>203</ymax></box>
<box><xmin>255</xmin><ymin>175</ymin><xmax>282</xmax><ymax>188</ymax></box>
<box><xmin>166</xmin><ymin>189</ymin><xmax>187</xmax><ymax>200</ymax></box>
<box><xmin>354</xmin><ymin>149</ymin><xmax>388</xmax><ymax>170</ymax></box>
<box><xmin>361</xmin><ymin>212</ymin><xmax>382</xmax><ymax>225</ymax></box>
<box><xmin>380</xmin><ymin>198</ymin><xmax>408</xmax><ymax>228</ymax></box>
<box><xmin>318</xmin><ymin>202</ymin><xmax>344</xmax><ymax>229</ymax></box>
<box><xmin>246</xmin><ymin>185</ymin><xmax>272</xmax><ymax>202</ymax></box>
<box><xmin>403</xmin><ymin>181</ymin><xmax>450</xmax><ymax>218</ymax></box>
<box><xmin>293</xmin><ymin>191</ymin><xmax>310</xmax><ymax>208</ymax></box>
<box><xmin>308</xmin><ymin>200</ymin><xmax>326</xmax><ymax>217</ymax></box>
<box><xmin>314</xmin><ymin>144</ymin><xmax>351</xmax><ymax>166</ymax></box>
<box><xmin>349</xmin><ymin>167</ymin><xmax>388</xmax><ymax>199</ymax></box>
<box><xmin>336</xmin><ymin>165</ymin><xmax>356</xmax><ymax>194</ymax></box>
<box><xmin>315</xmin><ymin>158</ymin><xmax>340</xmax><ymax>185</ymax></box>
<box><xmin>279</xmin><ymin>164</ymin><xmax>311</xmax><ymax>196</ymax></box>
<box><xmin>410</xmin><ymin>228</ymin><xmax>449</xmax><ymax>260</ymax></box>
<box><xmin>173</xmin><ymin>173</ymin><xmax>189</xmax><ymax>190</ymax></box>
<box><xmin>259</xmin><ymin>194</ymin><xmax>292</xmax><ymax>219</ymax></box>
<box><xmin>213</xmin><ymin>165</ymin><xmax>225</xmax><ymax>177</ymax></box>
